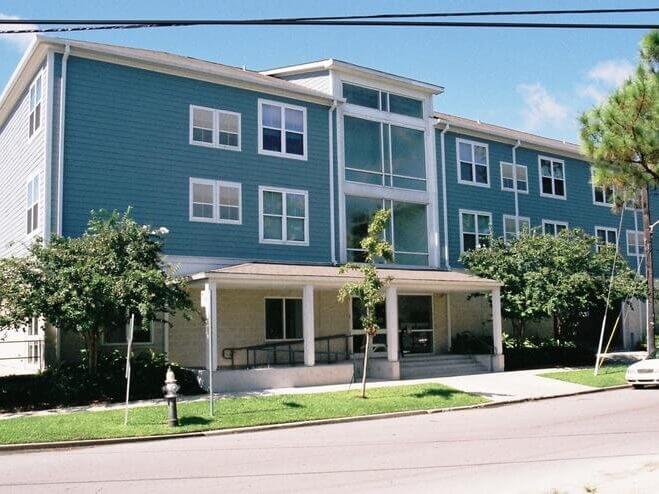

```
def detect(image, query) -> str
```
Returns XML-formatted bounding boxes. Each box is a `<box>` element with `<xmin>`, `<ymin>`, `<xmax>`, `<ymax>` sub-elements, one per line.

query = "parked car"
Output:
<box><xmin>626</xmin><ymin>351</ymin><xmax>659</xmax><ymax>388</ymax></box>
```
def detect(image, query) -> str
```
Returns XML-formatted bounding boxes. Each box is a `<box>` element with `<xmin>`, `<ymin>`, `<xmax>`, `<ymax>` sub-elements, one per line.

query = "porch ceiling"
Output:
<box><xmin>189</xmin><ymin>262</ymin><xmax>502</xmax><ymax>292</ymax></box>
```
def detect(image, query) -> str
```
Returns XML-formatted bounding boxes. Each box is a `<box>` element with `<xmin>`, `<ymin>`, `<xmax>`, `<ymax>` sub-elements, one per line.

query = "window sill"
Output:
<box><xmin>458</xmin><ymin>179</ymin><xmax>490</xmax><ymax>188</ymax></box>
<box><xmin>539</xmin><ymin>192</ymin><xmax>567</xmax><ymax>200</ymax></box>
<box><xmin>258</xmin><ymin>149</ymin><xmax>307</xmax><ymax>161</ymax></box>
<box><xmin>260</xmin><ymin>239</ymin><xmax>309</xmax><ymax>247</ymax></box>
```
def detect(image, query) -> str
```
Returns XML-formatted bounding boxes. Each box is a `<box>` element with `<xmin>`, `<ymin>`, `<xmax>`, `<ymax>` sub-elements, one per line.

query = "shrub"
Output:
<box><xmin>450</xmin><ymin>332</ymin><xmax>493</xmax><ymax>354</ymax></box>
<box><xmin>503</xmin><ymin>335</ymin><xmax>594</xmax><ymax>371</ymax></box>
<box><xmin>0</xmin><ymin>350</ymin><xmax>203</xmax><ymax>412</ymax></box>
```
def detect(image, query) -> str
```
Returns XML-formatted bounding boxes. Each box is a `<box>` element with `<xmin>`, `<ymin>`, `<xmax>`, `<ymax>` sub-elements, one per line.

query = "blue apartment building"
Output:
<box><xmin>0</xmin><ymin>37</ymin><xmax>653</xmax><ymax>389</ymax></box>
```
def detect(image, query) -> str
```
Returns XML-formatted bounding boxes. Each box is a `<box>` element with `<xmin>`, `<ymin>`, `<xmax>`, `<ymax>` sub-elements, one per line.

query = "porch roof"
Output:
<box><xmin>189</xmin><ymin>262</ymin><xmax>502</xmax><ymax>292</ymax></box>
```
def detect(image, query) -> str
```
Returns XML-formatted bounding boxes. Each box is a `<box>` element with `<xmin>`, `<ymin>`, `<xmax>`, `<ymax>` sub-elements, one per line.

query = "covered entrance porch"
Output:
<box><xmin>176</xmin><ymin>263</ymin><xmax>504</xmax><ymax>392</ymax></box>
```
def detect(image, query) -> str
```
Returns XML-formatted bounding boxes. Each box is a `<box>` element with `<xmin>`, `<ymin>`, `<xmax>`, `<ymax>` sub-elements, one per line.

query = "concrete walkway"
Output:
<box><xmin>0</xmin><ymin>367</ymin><xmax>597</xmax><ymax>421</ymax></box>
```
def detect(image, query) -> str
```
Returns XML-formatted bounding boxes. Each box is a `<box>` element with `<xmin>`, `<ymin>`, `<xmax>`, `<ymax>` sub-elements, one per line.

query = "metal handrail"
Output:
<box><xmin>222</xmin><ymin>333</ymin><xmax>351</xmax><ymax>369</ymax></box>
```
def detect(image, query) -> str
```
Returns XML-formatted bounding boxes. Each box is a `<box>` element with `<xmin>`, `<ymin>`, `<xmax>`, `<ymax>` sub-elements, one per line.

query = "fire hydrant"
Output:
<box><xmin>162</xmin><ymin>366</ymin><xmax>180</xmax><ymax>427</ymax></box>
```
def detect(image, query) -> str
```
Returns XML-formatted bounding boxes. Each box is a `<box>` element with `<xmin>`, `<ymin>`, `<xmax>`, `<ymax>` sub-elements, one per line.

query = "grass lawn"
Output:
<box><xmin>540</xmin><ymin>365</ymin><xmax>628</xmax><ymax>388</ymax></box>
<box><xmin>0</xmin><ymin>383</ymin><xmax>486</xmax><ymax>445</ymax></box>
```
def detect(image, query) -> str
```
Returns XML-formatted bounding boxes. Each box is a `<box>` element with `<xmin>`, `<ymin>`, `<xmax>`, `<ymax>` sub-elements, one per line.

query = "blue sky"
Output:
<box><xmin>0</xmin><ymin>0</ymin><xmax>657</xmax><ymax>142</ymax></box>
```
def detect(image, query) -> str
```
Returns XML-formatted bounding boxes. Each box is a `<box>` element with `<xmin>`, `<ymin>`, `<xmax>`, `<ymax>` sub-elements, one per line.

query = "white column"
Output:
<box><xmin>446</xmin><ymin>293</ymin><xmax>452</xmax><ymax>352</ymax></box>
<box><xmin>303</xmin><ymin>285</ymin><xmax>315</xmax><ymax>366</ymax></box>
<box><xmin>491</xmin><ymin>287</ymin><xmax>503</xmax><ymax>355</ymax></box>
<box><xmin>386</xmin><ymin>286</ymin><xmax>399</xmax><ymax>362</ymax></box>
<box><xmin>201</xmin><ymin>282</ymin><xmax>218</xmax><ymax>371</ymax></box>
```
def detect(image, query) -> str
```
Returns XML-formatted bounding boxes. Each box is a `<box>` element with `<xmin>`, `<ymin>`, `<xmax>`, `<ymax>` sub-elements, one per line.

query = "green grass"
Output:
<box><xmin>0</xmin><ymin>383</ymin><xmax>486</xmax><ymax>445</ymax></box>
<box><xmin>540</xmin><ymin>365</ymin><xmax>628</xmax><ymax>388</ymax></box>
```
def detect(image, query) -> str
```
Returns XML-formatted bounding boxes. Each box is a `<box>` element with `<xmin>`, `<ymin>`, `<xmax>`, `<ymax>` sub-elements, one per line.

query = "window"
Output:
<box><xmin>595</xmin><ymin>227</ymin><xmax>618</xmax><ymax>252</ymax></box>
<box><xmin>345</xmin><ymin>196</ymin><xmax>428</xmax><ymax>265</ymax></box>
<box><xmin>344</xmin><ymin>116</ymin><xmax>426</xmax><ymax>190</ymax></box>
<box><xmin>189</xmin><ymin>178</ymin><xmax>242</xmax><ymax>224</ymax></box>
<box><xmin>351</xmin><ymin>297</ymin><xmax>386</xmax><ymax>354</ymax></box>
<box><xmin>593</xmin><ymin>184</ymin><xmax>615</xmax><ymax>206</ymax></box>
<box><xmin>399</xmin><ymin>295</ymin><xmax>433</xmax><ymax>354</ymax></box>
<box><xmin>265</xmin><ymin>298</ymin><xmax>302</xmax><ymax>340</ymax></box>
<box><xmin>539</xmin><ymin>157</ymin><xmax>566</xmax><ymax>198</ymax></box>
<box><xmin>460</xmin><ymin>210</ymin><xmax>492</xmax><ymax>252</ymax></box>
<box><xmin>342</xmin><ymin>83</ymin><xmax>423</xmax><ymax>118</ymax></box>
<box><xmin>259</xmin><ymin>187</ymin><xmax>308</xmax><ymax>245</ymax></box>
<box><xmin>103</xmin><ymin>315</ymin><xmax>153</xmax><ymax>345</ymax></box>
<box><xmin>189</xmin><ymin>105</ymin><xmax>241</xmax><ymax>150</ymax></box>
<box><xmin>27</xmin><ymin>341</ymin><xmax>41</xmax><ymax>365</ymax></box>
<box><xmin>457</xmin><ymin>139</ymin><xmax>489</xmax><ymax>186</ymax></box>
<box><xmin>26</xmin><ymin>174</ymin><xmax>39</xmax><ymax>235</ymax></box>
<box><xmin>27</xmin><ymin>317</ymin><xmax>39</xmax><ymax>337</ymax></box>
<box><xmin>28</xmin><ymin>73</ymin><xmax>42</xmax><ymax>138</ymax></box>
<box><xmin>500</xmin><ymin>162</ymin><xmax>528</xmax><ymax>192</ymax></box>
<box><xmin>542</xmin><ymin>220</ymin><xmax>568</xmax><ymax>236</ymax></box>
<box><xmin>258</xmin><ymin>99</ymin><xmax>306</xmax><ymax>159</ymax></box>
<box><xmin>627</xmin><ymin>230</ymin><xmax>645</xmax><ymax>257</ymax></box>
<box><xmin>503</xmin><ymin>215</ymin><xmax>531</xmax><ymax>242</ymax></box>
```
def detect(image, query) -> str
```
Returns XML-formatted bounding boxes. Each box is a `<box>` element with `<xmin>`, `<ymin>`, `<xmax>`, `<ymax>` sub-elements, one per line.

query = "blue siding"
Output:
<box><xmin>61</xmin><ymin>57</ymin><xmax>331</xmax><ymax>263</ymax></box>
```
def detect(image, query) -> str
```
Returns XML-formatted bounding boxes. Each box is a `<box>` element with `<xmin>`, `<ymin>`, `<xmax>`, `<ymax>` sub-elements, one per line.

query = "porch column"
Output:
<box><xmin>303</xmin><ymin>285</ymin><xmax>315</xmax><ymax>366</ymax></box>
<box><xmin>386</xmin><ymin>286</ymin><xmax>399</xmax><ymax>362</ymax></box>
<box><xmin>200</xmin><ymin>281</ymin><xmax>218</xmax><ymax>371</ymax></box>
<box><xmin>491</xmin><ymin>287</ymin><xmax>503</xmax><ymax>355</ymax></box>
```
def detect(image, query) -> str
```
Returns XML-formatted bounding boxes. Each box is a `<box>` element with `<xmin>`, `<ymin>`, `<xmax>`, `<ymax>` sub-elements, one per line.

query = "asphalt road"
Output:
<box><xmin>1</xmin><ymin>388</ymin><xmax>658</xmax><ymax>493</ymax></box>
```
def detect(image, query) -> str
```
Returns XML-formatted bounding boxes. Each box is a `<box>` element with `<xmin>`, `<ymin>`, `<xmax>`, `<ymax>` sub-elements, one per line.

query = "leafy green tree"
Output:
<box><xmin>338</xmin><ymin>209</ymin><xmax>393</xmax><ymax>398</ymax></box>
<box><xmin>462</xmin><ymin>229</ymin><xmax>646</xmax><ymax>345</ymax></box>
<box><xmin>0</xmin><ymin>209</ymin><xmax>193</xmax><ymax>372</ymax></box>
<box><xmin>580</xmin><ymin>30</ymin><xmax>659</xmax><ymax>352</ymax></box>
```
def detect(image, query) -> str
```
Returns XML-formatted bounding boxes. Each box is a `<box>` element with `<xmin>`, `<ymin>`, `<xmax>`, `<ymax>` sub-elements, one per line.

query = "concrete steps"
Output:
<box><xmin>400</xmin><ymin>354</ymin><xmax>489</xmax><ymax>379</ymax></box>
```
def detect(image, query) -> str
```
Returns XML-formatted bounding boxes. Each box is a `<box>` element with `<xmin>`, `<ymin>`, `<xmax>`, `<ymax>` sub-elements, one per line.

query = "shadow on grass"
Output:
<box><xmin>282</xmin><ymin>401</ymin><xmax>304</xmax><ymax>409</ymax></box>
<box><xmin>411</xmin><ymin>388</ymin><xmax>458</xmax><ymax>399</ymax></box>
<box><xmin>179</xmin><ymin>416</ymin><xmax>213</xmax><ymax>426</ymax></box>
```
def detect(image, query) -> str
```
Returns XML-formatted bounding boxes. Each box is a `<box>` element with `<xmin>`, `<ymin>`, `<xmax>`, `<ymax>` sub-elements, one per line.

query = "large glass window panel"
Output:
<box><xmin>393</xmin><ymin>202</ymin><xmax>428</xmax><ymax>257</ymax></box>
<box><xmin>351</xmin><ymin>298</ymin><xmax>386</xmax><ymax>330</ymax></box>
<box><xmin>389</xmin><ymin>93</ymin><xmax>423</xmax><ymax>118</ymax></box>
<box><xmin>344</xmin><ymin>116</ymin><xmax>382</xmax><ymax>172</ymax></box>
<box><xmin>265</xmin><ymin>299</ymin><xmax>284</xmax><ymax>340</ymax></box>
<box><xmin>391</xmin><ymin>125</ymin><xmax>426</xmax><ymax>179</ymax></box>
<box><xmin>398</xmin><ymin>296</ymin><xmax>432</xmax><ymax>331</ymax></box>
<box><xmin>285</xmin><ymin>299</ymin><xmax>303</xmax><ymax>339</ymax></box>
<box><xmin>345</xmin><ymin>196</ymin><xmax>382</xmax><ymax>261</ymax></box>
<box><xmin>343</xmin><ymin>83</ymin><xmax>380</xmax><ymax>109</ymax></box>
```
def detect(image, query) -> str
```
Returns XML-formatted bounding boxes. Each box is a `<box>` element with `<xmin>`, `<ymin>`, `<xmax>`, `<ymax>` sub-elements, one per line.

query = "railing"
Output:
<box><xmin>222</xmin><ymin>333</ymin><xmax>352</xmax><ymax>370</ymax></box>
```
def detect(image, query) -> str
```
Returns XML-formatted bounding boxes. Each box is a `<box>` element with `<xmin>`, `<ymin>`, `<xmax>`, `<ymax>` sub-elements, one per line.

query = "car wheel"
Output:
<box><xmin>632</xmin><ymin>384</ymin><xmax>645</xmax><ymax>389</ymax></box>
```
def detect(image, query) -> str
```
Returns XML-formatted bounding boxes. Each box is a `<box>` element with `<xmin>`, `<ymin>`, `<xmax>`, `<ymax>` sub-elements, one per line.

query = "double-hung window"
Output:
<box><xmin>457</xmin><ymin>139</ymin><xmax>489</xmax><ymax>186</ymax></box>
<box><xmin>26</xmin><ymin>173</ymin><xmax>39</xmax><ymax>235</ymax></box>
<box><xmin>189</xmin><ymin>178</ymin><xmax>242</xmax><ymax>224</ymax></box>
<box><xmin>265</xmin><ymin>298</ymin><xmax>302</xmax><ymax>340</ymax></box>
<box><xmin>595</xmin><ymin>227</ymin><xmax>618</xmax><ymax>252</ymax></box>
<box><xmin>542</xmin><ymin>220</ymin><xmax>568</xmax><ymax>236</ymax></box>
<box><xmin>260</xmin><ymin>187</ymin><xmax>308</xmax><ymax>245</ymax></box>
<box><xmin>189</xmin><ymin>105</ymin><xmax>241</xmax><ymax>151</ymax></box>
<box><xmin>460</xmin><ymin>210</ymin><xmax>492</xmax><ymax>252</ymax></box>
<box><xmin>627</xmin><ymin>230</ymin><xmax>645</xmax><ymax>257</ymax></box>
<box><xmin>28</xmin><ymin>74</ymin><xmax>42</xmax><ymax>138</ymax></box>
<box><xmin>258</xmin><ymin>100</ymin><xmax>307</xmax><ymax>160</ymax></box>
<box><xmin>500</xmin><ymin>162</ymin><xmax>528</xmax><ymax>192</ymax></box>
<box><xmin>593</xmin><ymin>184</ymin><xmax>615</xmax><ymax>206</ymax></box>
<box><xmin>539</xmin><ymin>157</ymin><xmax>566</xmax><ymax>198</ymax></box>
<box><xmin>503</xmin><ymin>215</ymin><xmax>531</xmax><ymax>242</ymax></box>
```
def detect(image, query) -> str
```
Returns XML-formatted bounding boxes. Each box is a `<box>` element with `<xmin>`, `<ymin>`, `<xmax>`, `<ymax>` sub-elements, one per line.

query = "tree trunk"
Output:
<box><xmin>641</xmin><ymin>186</ymin><xmax>656</xmax><ymax>354</ymax></box>
<box><xmin>84</xmin><ymin>331</ymin><xmax>99</xmax><ymax>374</ymax></box>
<box><xmin>361</xmin><ymin>332</ymin><xmax>370</xmax><ymax>399</ymax></box>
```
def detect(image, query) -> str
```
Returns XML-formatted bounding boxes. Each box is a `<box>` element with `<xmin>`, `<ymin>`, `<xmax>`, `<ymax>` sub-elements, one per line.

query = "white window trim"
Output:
<box><xmin>542</xmin><ymin>219</ymin><xmax>569</xmax><ymax>236</ymax></box>
<box><xmin>626</xmin><ymin>229</ymin><xmax>645</xmax><ymax>257</ymax></box>
<box><xmin>259</xmin><ymin>186</ymin><xmax>309</xmax><ymax>246</ymax></box>
<box><xmin>25</xmin><ymin>171</ymin><xmax>40</xmax><ymax>238</ymax></box>
<box><xmin>264</xmin><ymin>297</ymin><xmax>304</xmax><ymax>342</ymax></box>
<box><xmin>257</xmin><ymin>99</ymin><xmax>308</xmax><ymax>161</ymax></box>
<box><xmin>591</xmin><ymin>169</ymin><xmax>616</xmax><ymax>207</ymax></box>
<box><xmin>459</xmin><ymin>208</ymin><xmax>492</xmax><ymax>253</ymax></box>
<box><xmin>500</xmin><ymin>161</ymin><xmax>528</xmax><ymax>194</ymax></box>
<box><xmin>456</xmin><ymin>138</ymin><xmax>490</xmax><ymax>188</ymax></box>
<box><xmin>503</xmin><ymin>214</ymin><xmax>531</xmax><ymax>240</ymax></box>
<box><xmin>538</xmin><ymin>155</ymin><xmax>567</xmax><ymax>200</ymax></box>
<box><xmin>28</xmin><ymin>72</ymin><xmax>43</xmax><ymax>142</ymax></box>
<box><xmin>595</xmin><ymin>226</ymin><xmax>618</xmax><ymax>252</ymax></box>
<box><xmin>101</xmin><ymin>320</ymin><xmax>155</xmax><ymax>346</ymax></box>
<box><xmin>189</xmin><ymin>177</ymin><xmax>242</xmax><ymax>225</ymax></box>
<box><xmin>189</xmin><ymin>105</ymin><xmax>242</xmax><ymax>151</ymax></box>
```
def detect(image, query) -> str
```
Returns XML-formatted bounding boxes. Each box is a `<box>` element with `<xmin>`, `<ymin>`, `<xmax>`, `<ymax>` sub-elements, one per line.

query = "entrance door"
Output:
<box><xmin>399</xmin><ymin>295</ymin><xmax>433</xmax><ymax>354</ymax></box>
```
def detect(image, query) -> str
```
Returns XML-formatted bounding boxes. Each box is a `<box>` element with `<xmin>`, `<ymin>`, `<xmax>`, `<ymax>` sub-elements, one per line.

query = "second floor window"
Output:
<box><xmin>189</xmin><ymin>178</ymin><xmax>242</xmax><ymax>224</ymax></box>
<box><xmin>595</xmin><ymin>227</ymin><xmax>618</xmax><ymax>252</ymax></box>
<box><xmin>457</xmin><ymin>139</ymin><xmax>489</xmax><ymax>186</ymax></box>
<box><xmin>539</xmin><ymin>157</ymin><xmax>566</xmax><ymax>198</ymax></box>
<box><xmin>259</xmin><ymin>187</ymin><xmax>308</xmax><ymax>245</ymax></box>
<box><xmin>542</xmin><ymin>220</ymin><xmax>568</xmax><ymax>236</ymax></box>
<box><xmin>627</xmin><ymin>230</ymin><xmax>645</xmax><ymax>257</ymax></box>
<box><xmin>28</xmin><ymin>74</ymin><xmax>42</xmax><ymax>138</ymax></box>
<box><xmin>26</xmin><ymin>174</ymin><xmax>39</xmax><ymax>235</ymax></box>
<box><xmin>259</xmin><ymin>100</ymin><xmax>306</xmax><ymax>160</ymax></box>
<box><xmin>460</xmin><ymin>210</ymin><xmax>491</xmax><ymax>252</ymax></box>
<box><xmin>593</xmin><ymin>184</ymin><xmax>615</xmax><ymax>206</ymax></box>
<box><xmin>190</xmin><ymin>106</ymin><xmax>241</xmax><ymax>151</ymax></box>
<box><xmin>503</xmin><ymin>215</ymin><xmax>530</xmax><ymax>242</ymax></box>
<box><xmin>500</xmin><ymin>162</ymin><xmax>528</xmax><ymax>192</ymax></box>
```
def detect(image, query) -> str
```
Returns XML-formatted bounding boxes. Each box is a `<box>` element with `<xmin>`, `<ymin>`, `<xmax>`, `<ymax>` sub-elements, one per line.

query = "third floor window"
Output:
<box><xmin>457</xmin><ymin>139</ymin><xmax>489</xmax><ymax>186</ymax></box>
<box><xmin>258</xmin><ymin>100</ymin><xmax>307</xmax><ymax>160</ymax></box>
<box><xmin>539</xmin><ymin>157</ymin><xmax>566</xmax><ymax>199</ymax></box>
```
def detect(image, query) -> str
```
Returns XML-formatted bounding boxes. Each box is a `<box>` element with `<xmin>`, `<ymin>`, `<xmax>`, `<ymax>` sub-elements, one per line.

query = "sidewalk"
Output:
<box><xmin>0</xmin><ymin>367</ymin><xmax>597</xmax><ymax>421</ymax></box>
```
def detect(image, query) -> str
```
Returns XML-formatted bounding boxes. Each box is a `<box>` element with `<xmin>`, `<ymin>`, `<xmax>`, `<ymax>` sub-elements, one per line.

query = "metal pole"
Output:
<box><xmin>208</xmin><ymin>292</ymin><xmax>214</xmax><ymax>417</ymax></box>
<box><xmin>124</xmin><ymin>314</ymin><xmax>135</xmax><ymax>426</ymax></box>
<box><xmin>642</xmin><ymin>186</ymin><xmax>656</xmax><ymax>355</ymax></box>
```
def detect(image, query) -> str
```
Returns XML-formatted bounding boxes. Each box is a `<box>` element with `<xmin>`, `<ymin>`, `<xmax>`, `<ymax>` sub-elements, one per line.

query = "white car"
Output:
<box><xmin>626</xmin><ymin>351</ymin><xmax>659</xmax><ymax>388</ymax></box>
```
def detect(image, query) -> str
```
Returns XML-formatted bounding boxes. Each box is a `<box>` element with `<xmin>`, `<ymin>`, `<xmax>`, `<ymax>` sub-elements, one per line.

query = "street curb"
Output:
<box><xmin>0</xmin><ymin>384</ymin><xmax>630</xmax><ymax>453</ymax></box>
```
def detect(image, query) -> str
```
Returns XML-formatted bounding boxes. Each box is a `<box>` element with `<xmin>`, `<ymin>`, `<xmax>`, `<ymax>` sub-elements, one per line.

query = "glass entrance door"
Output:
<box><xmin>399</xmin><ymin>295</ymin><xmax>433</xmax><ymax>354</ymax></box>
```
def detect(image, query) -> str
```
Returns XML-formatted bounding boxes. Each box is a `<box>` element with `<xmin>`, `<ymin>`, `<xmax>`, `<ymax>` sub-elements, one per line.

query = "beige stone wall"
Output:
<box><xmin>168</xmin><ymin>287</ymin><xmax>206</xmax><ymax>368</ymax></box>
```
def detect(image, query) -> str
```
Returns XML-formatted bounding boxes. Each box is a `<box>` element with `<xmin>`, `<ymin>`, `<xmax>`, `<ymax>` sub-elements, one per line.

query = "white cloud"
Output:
<box><xmin>587</xmin><ymin>59</ymin><xmax>635</xmax><ymax>87</ymax></box>
<box><xmin>516</xmin><ymin>82</ymin><xmax>571</xmax><ymax>133</ymax></box>
<box><xmin>576</xmin><ymin>84</ymin><xmax>607</xmax><ymax>104</ymax></box>
<box><xmin>0</xmin><ymin>13</ymin><xmax>37</xmax><ymax>52</ymax></box>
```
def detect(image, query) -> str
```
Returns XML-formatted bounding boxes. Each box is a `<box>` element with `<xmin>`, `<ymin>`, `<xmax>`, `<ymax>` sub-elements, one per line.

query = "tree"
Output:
<box><xmin>461</xmin><ymin>229</ymin><xmax>646</xmax><ymax>346</ymax></box>
<box><xmin>338</xmin><ymin>209</ymin><xmax>393</xmax><ymax>398</ymax></box>
<box><xmin>580</xmin><ymin>30</ymin><xmax>659</xmax><ymax>352</ymax></box>
<box><xmin>0</xmin><ymin>209</ymin><xmax>194</xmax><ymax>372</ymax></box>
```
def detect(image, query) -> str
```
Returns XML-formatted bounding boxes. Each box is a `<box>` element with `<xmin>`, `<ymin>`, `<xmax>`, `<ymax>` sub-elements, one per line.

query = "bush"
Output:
<box><xmin>503</xmin><ymin>334</ymin><xmax>594</xmax><ymax>371</ymax></box>
<box><xmin>0</xmin><ymin>350</ymin><xmax>203</xmax><ymax>412</ymax></box>
<box><xmin>450</xmin><ymin>332</ymin><xmax>493</xmax><ymax>354</ymax></box>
